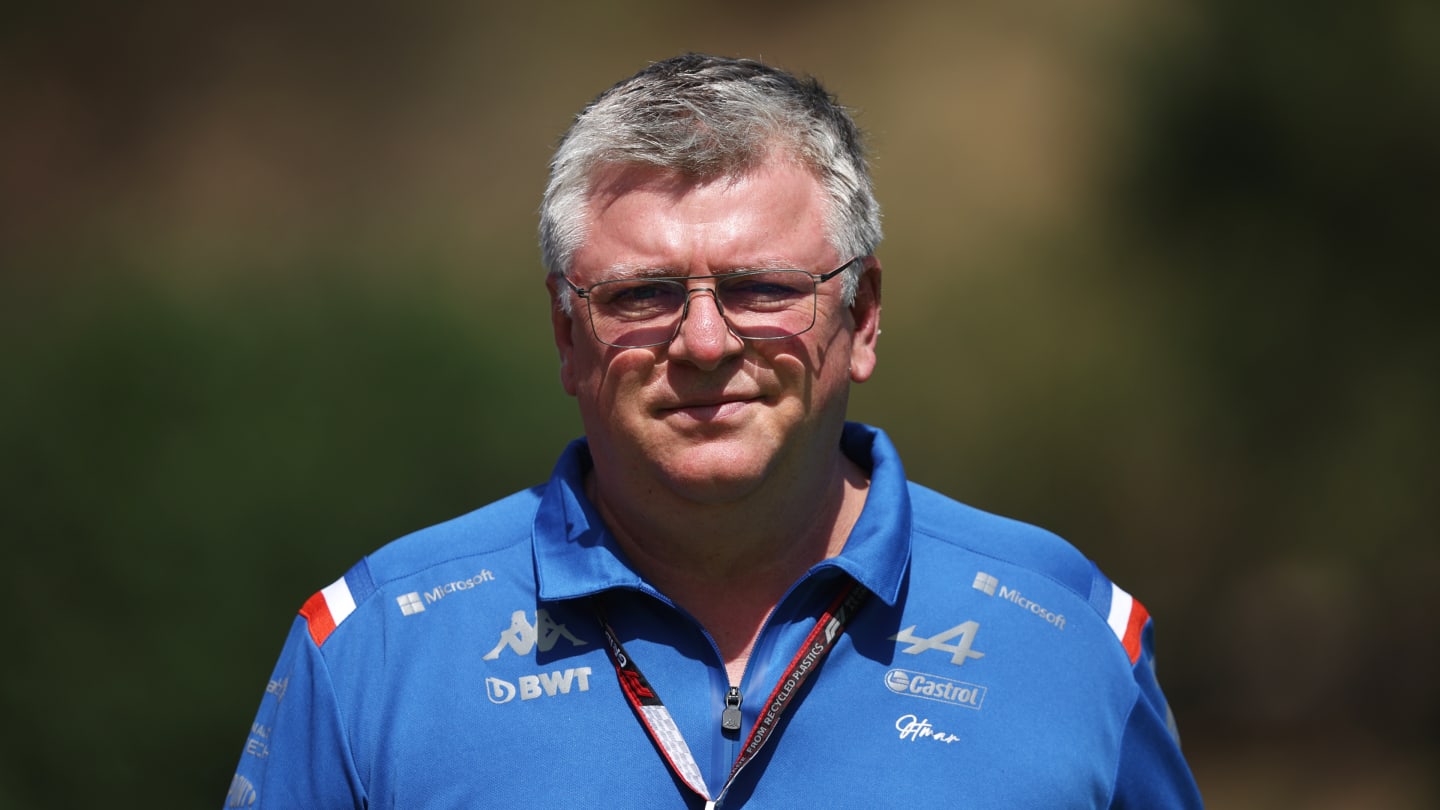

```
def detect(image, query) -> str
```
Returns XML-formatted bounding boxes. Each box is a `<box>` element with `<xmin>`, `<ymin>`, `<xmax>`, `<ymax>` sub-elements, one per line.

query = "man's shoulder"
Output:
<box><xmin>295</xmin><ymin>485</ymin><xmax>546</xmax><ymax>650</ymax></box>
<box><xmin>904</xmin><ymin>481</ymin><xmax>1097</xmax><ymax>603</ymax></box>
<box><xmin>364</xmin><ymin>484</ymin><xmax>546</xmax><ymax>585</ymax></box>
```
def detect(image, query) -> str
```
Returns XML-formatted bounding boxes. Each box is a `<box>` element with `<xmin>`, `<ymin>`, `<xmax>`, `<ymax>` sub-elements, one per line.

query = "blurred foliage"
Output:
<box><xmin>2</xmin><ymin>0</ymin><xmax>1438</xmax><ymax>807</ymax></box>
<box><xmin>1106</xmin><ymin>0</ymin><xmax>1440</xmax><ymax>747</ymax></box>
<box><xmin>1</xmin><ymin>257</ymin><xmax>578</xmax><ymax>806</ymax></box>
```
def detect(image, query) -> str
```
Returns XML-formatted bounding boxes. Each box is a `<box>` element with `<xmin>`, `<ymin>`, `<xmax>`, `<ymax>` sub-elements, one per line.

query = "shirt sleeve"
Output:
<box><xmin>224</xmin><ymin>615</ymin><xmax>365</xmax><ymax>809</ymax></box>
<box><xmin>1108</xmin><ymin>611</ymin><xmax>1205</xmax><ymax>808</ymax></box>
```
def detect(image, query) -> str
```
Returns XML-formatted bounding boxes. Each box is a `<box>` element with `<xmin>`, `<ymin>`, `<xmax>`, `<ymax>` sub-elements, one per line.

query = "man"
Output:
<box><xmin>228</xmin><ymin>54</ymin><xmax>1202</xmax><ymax>808</ymax></box>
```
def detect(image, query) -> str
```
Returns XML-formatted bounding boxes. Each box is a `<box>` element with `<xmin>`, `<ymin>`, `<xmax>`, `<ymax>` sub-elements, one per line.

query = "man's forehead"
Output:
<box><xmin>585</xmin><ymin>160</ymin><xmax>823</xmax><ymax>224</ymax></box>
<box><xmin>580</xmin><ymin>159</ymin><xmax>827</xmax><ymax>235</ymax></box>
<box><xmin>564</xmin><ymin>153</ymin><xmax>836</xmax><ymax>281</ymax></box>
<box><xmin>584</xmin><ymin>146</ymin><xmax>815</xmax><ymax>199</ymax></box>
<box><xmin>584</xmin><ymin>163</ymin><xmax>709</xmax><ymax>203</ymax></box>
<box><xmin>585</xmin><ymin>164</ymin><xmax>746</xmax><ymax>204</ymax></box>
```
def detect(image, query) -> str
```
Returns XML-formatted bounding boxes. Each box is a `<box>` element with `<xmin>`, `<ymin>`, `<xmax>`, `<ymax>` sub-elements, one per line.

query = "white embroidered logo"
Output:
<box><xmin>396</xmin><ymin>592</ymin><xmax>425</xmax><ymax>616</ymax></box>
<box><xmin>486</xmin><ymin>668</ymin><xmax>594</xmax><ymax>704</ymax></box>
<box><xmin>972</xmin><ymin>572</ymin><xmax>998</xmax><ymax>596</ymax></box>
<box><xmin>483</xmin><ymin>609</ymin><xmax>588</xmax><ymax>660</ymax></box>
<box><xmin>895</xmin><ymin>714</ymin><xmax>961</xmax><ymax>744</ymax></box>
<box><xmin>973</xmin><ymin>571</ymin><xmax>1067</xmax><ymax>630</ymax></box>
<box><xmin>891</xmin><ymin>621</ymin><xmax>985</xmax><ymax>666</ymax></box>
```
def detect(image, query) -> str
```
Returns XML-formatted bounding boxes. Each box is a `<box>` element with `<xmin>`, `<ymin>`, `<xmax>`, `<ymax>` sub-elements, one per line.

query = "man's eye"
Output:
<box><xmin>734</xmin><ymin>281</ymin><xmax>801</xmax><ymax>295</ymax></box>
<box><xmin>722</xmin><ymin>274</ymin><xmax>808</xmax><ymax>303</ymax></box>
<box><xmin>602</xmin><ymin>282</ymin><xmax>681</xmax><ymax>311</ymax></box>
<box><xmin>615</xmin><ymin>282</ymin><xmax>664</xmax><ymax>301</ymax></box>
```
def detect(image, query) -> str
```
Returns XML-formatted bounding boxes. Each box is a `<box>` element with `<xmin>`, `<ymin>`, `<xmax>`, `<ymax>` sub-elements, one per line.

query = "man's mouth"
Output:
<box><xmin>660</xmin><ymin>395</ymin><xmax>762</xmax><ymax>421</ymax></box>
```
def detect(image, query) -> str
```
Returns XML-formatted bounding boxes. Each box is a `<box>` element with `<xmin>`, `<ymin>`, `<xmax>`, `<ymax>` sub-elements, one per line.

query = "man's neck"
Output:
<box><xmin>587</xmin><ymin>453</ymin><xmax>870</xmax><ymax>685</ymax></box>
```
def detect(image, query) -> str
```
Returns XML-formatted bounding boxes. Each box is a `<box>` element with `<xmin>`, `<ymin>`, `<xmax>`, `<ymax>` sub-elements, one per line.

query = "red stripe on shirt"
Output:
<box><xmin>1122</xmin><ymin>598</ymin><xmax>1150</xmax><ymax>665</ymax></box>
<box><xmin>299</xmin><ymin>590</ymin><xmax>337</xmax><ymax>647</ymax></box>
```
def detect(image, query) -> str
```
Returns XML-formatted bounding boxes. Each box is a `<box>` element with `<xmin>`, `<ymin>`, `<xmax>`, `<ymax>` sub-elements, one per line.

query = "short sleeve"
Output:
<box><xmin>225</xmin><ymin>615</ymin><xmax>365</xmax><ymax>809</ymax></box>
<box><xmin>1108</xmin><ymin>606</ymin><xmax>1204</xmax><ymax>808</ymax></box>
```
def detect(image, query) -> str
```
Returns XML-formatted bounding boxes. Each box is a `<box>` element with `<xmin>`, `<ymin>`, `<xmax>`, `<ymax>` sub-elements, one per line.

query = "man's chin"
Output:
<box><xmin>649</xmin><ymin>445</ymin><xmax>776</xmax><ymax>505</ymax></box>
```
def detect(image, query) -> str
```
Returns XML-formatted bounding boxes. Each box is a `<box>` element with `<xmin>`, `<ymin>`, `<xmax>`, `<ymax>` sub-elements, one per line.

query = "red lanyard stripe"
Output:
<box><xmin>592</xmin><ymin>579</ymin><xmax>869</xmax><ymax>807</ymax></box>
<box><xmin>594</xmin><ymin>603</ymin><xmax>711</xmax><ymax>799</ymax></box>
<box><xmin>728</xmin><ymin>580</ymin><xmax>869</xmax><ymax>784</ymax></box>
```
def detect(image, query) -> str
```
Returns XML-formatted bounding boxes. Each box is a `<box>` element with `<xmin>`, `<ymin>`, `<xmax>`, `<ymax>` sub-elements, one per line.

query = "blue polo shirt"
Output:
<box><xmin>227</xmin><ymin>423</ymin><xmax>1202</xmax><ymax>808</ymax></box>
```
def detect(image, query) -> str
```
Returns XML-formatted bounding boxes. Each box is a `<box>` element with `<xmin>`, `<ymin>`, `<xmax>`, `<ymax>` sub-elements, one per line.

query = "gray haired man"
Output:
<box><xmin>229</xmin><ymin>54</ymin><xmax>1202</xmax><ymax>809</ymax></box>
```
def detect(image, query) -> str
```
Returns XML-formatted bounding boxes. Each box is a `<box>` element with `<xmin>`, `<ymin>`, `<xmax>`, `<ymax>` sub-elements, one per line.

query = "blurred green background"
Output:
<box><xmin>3</xmin><ymin>1</ymin><xmax>1436</xmax><ymax>807</ymax></box>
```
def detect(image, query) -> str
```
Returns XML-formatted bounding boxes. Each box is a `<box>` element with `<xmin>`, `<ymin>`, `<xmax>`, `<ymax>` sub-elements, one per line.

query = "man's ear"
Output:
<box><xmin>847</xmin><ymin>256</ymin><xmax>882</xmax><ymax>383</ymax></box>
<box><xmin>546</xmin><ymin>275</ymin><xmax>580</xmax><ymax>397</ymax></box>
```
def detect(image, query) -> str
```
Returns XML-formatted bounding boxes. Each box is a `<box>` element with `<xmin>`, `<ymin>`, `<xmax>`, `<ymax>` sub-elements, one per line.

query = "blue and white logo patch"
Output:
<box><xmin>884</xmin><ymin>668</ymin><xmax>987</xmax><ymax>710</ymax></box>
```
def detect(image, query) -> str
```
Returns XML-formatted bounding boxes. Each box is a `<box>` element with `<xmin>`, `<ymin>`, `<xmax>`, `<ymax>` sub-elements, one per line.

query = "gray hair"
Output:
<box><xmin>540</xmin><ymin>53</ymin><xmax>882</xmax><ymax>308</ymax></box>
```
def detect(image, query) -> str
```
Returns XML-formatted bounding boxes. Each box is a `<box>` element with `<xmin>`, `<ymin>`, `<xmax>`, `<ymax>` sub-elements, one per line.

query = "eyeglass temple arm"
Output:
<box><xmin>817</xmin><ymin>257</ymin><xmax>862</xmax><ymax>283</ymax></box>
<box><xmin>561</xmin><ymin>275</ymin><xmax>591</xmax><ymax>299</ymax></box>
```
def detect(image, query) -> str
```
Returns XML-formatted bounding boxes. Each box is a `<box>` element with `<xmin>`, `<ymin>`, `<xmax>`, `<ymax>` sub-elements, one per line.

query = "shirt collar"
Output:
<box><xmin>533</xmin><ymin>422</ymin><xmax>911</xmax><ymax>606</ymax></box>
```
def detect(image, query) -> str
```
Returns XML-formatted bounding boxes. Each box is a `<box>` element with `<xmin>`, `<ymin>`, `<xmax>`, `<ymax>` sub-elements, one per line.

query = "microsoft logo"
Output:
<box><xmin>972</xmin><ymin>572</ymin><xmax>998</xmax><ymax>596</ymax></box>
<box><xmin>397</xmin><ymin>592</ymin><xmax>426</xmax><ymax>616</ymax></box>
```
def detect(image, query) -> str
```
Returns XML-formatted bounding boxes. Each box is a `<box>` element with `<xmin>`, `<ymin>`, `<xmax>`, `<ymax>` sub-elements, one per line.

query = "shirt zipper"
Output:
<box><xmin>721</xmin><ymin>686</ymin><xmax>743</xmax><ymax>732</ymax></box>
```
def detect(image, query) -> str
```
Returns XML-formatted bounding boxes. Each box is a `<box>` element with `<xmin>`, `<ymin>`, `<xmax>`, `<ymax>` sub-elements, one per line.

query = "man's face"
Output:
<box><xmin>549</xmin><ymin>157</ymin><xmax>881</xmax><ymax>506</ymax></box>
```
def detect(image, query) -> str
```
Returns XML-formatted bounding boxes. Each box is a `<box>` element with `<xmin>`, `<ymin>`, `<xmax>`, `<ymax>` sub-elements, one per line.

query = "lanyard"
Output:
<box><xmin>592</xmin><ymin>579</ymin><xmax>870</xmax><ymax>809</ymax></box>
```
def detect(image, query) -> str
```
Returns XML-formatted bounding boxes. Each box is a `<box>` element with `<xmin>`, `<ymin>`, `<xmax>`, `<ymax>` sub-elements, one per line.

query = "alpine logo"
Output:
<box><xmin>486</xmin><ymin>667</ymin><xmax>594</xmax><ymax>704</ymax></box>
<box><xmin>974</xmin><ymin>571</ymin><xmax>1067</xmax><ymax>630</ymax></box>
<box><xmin>891</xmin><ymin>620</ymin><xmax>985</xmax><ymax>666</ymax></box>
<box><xmin>884</xmin><ymin>668</ymin><xmax>986</xmax><ymax>710</ymax></box>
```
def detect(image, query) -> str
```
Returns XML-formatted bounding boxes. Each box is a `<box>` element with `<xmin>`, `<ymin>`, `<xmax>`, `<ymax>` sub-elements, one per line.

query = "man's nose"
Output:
<box><xmin>668</xmin><ymin>288</ymin><xmax>744</xmax><ymax>369</ymax></box>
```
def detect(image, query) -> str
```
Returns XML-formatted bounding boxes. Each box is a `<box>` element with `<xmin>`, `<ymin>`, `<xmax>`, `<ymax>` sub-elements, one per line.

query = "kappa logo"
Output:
<box><xmin>973</xmin><ymin>571</ymin><xmax>1067</xmax><ymax>630</ymax></box>
<box><xmin>486</xmin><ymin>667</ymin><xmax>594</xmax><ymax>704</ymax></box>
<box><xmin>891</xmin><ymin>620</ymin><xmax>985</xmax><ymax>666</ymax></box>
<box><xmin>483</xmin><ymin>609</ymin><xmax>588</xmax><ymax>660</ymax></box>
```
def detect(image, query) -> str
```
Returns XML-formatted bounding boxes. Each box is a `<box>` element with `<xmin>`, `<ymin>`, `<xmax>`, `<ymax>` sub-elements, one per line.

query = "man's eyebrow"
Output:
<box><xmin>723</xmin><ymin>260</ymin><xmax>800</xmax><ymax>273</ymax></box>
<box><xmin>597</xmin><ymin>264</ymin><xmax>682</xmax><ymax>280</ymax></box>
<box><xmin>599</xmin><ymin>260</ymin><xmax>800</xmax><ymax>279</ymax></box>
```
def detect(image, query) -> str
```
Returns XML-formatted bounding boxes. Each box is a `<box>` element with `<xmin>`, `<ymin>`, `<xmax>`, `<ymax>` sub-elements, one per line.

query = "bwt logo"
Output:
<box><xmin>486</xmin><ymin>667</ymin><xmax>593</xmax><ymax>704</ymax></box>
<box><xmin>885</xmin><ymin>668</ymin><xmax>986</xmax><ymax>710</ymax></box>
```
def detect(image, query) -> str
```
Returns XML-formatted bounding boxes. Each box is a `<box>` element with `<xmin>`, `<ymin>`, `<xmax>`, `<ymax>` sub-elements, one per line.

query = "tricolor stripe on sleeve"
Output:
<box><xmin>1105</xmin><ymin>583</ymin><xmax>1150</xmax><ymax>666</ymax></box>
<box><xmin>299</xmin><ymin>562</ymin><xmax>377</xmax><ymax>647</ymax></box>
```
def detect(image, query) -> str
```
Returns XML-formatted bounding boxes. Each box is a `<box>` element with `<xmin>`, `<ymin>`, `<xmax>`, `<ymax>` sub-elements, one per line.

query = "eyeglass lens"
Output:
<box><xmin>587</xmin><ymin>270</ymin><xmax>818</xmax><ymax>348</ymax></box>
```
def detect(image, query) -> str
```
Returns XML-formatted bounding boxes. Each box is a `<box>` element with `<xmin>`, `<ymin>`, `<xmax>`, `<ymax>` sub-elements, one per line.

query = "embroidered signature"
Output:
<box><xmin>895</xmin><ymin>714</ymin><xmax>960</xmax><ymax>744</ymax></box>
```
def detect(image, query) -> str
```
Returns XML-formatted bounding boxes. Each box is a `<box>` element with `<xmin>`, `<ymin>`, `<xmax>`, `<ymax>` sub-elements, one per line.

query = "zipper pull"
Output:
<box><xmin>721</xmin><ymin>686</ymin><xmax>742</xmax><ymax>732</ymax></box>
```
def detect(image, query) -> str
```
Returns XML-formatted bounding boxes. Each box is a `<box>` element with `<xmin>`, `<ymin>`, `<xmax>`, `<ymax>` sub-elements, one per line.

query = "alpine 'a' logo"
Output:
<box><xmin>890</xmin><ymin>621</ymin><xmax>985</xmax><ymax>666</ymax></box>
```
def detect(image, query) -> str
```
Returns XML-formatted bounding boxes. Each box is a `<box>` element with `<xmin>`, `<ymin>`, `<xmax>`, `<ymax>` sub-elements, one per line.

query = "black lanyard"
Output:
<box><xmin>592</xmin><ymin>579</ymin><xmax>870</xmax><ymax>808</ymax></box>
